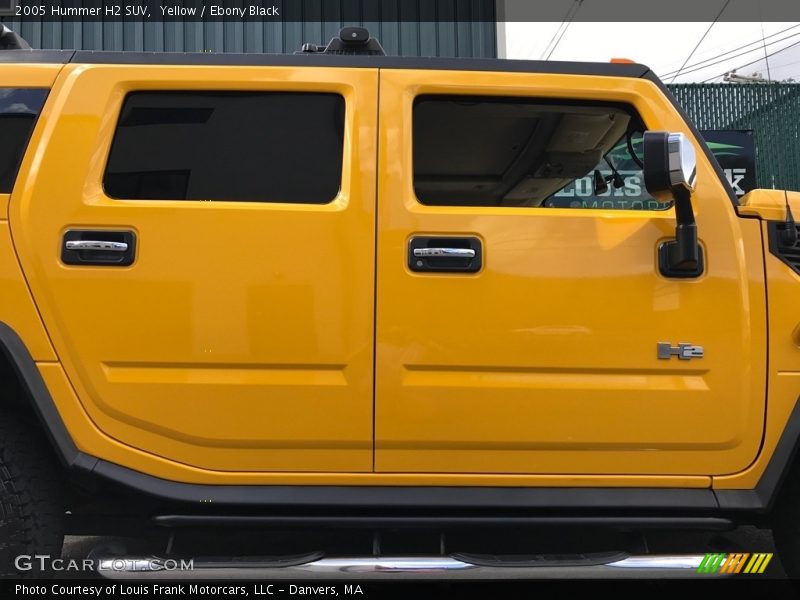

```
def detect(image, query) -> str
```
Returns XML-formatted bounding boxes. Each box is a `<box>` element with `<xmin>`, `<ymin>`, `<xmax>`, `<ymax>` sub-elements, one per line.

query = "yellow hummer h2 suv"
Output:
<box><xmin>1</xmin><ymin>26</ymin><xmax>799</xmax><ymax>578</ymax></box>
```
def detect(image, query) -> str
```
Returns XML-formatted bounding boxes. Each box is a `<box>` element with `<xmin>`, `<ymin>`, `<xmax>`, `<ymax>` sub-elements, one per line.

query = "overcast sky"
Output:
<box><xmin>504</xmin><ymin>22</ymin><xmax>800</xmax><ymax>83</ymax></box>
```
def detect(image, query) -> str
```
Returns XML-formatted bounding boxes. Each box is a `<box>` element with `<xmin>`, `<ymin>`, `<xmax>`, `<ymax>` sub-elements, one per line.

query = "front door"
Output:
<box><xmin>374</xmin><ymin>68</ymin><xmax>766</xmax><ymax>476</ymax></box>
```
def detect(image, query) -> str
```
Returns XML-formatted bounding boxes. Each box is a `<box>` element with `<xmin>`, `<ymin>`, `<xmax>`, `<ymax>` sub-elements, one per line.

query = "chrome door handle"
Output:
<box><xmin>412</xmin><ymin>248</ymin><xmax>476</xmax><ymax>258</ymax></box>
<box><xmin>62</xmin><ymin>230</ymin><xmax>136</xmax><ymax>267</ymax></box>
<box><xmin>65</xmin><ymin>240</ymin><xmax>128</xmax><ymax>252</ymax></box>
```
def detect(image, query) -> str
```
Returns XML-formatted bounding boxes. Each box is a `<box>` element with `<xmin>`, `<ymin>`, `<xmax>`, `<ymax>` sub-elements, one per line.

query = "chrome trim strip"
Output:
<box><xmin>608</xmin><ymin>555</ymin><xmax>706</xmax><ymax>569</ymax></box>
<box><xmin>65</xmin><ymin>240</ymin><xmax>128</xmax><ymax>252</ymax></box>
<box><xmin>412</xmin><ymin>248</ymin><xmax>476</xmax><ymax>258</ymax></box>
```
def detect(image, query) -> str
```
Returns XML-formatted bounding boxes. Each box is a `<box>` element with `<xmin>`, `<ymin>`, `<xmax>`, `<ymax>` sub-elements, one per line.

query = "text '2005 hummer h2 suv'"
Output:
<box><xmin>1</xmin><ymin>27</ymin><xmax>800</xmax><ymax>579</ymax></box>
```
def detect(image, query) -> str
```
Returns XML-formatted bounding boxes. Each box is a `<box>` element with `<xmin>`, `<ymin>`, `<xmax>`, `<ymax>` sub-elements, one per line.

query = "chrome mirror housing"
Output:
<box><xmin>643</xmin><ymin>132</ymin><xmax>697</xmax><ymax>201</ymax></box>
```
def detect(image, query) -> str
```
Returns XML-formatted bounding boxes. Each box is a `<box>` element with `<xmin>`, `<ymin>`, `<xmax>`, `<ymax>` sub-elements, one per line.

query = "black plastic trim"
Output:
<box><xmin>0</xmin><ymin>322</ymin><xmax>80</xmax><ymax>467</ymax></box>
<box><xmin>82</xmin><ymin>458</ymin><xmax>718</xmax><ymax>510</ymax></box>
<box><xmin>70</xmin><ymin>52</ymin><xmax>652</xmax><ymax>77</ymax></box>
<box><xmin>0</xmin><ymin>49</ymin><xmax>649</xmax><ymax>78</ymax></box>
<box><xmin>717</xmin><ymin>396</ymin><xmax>800</xmax><ymax>511</ymax></box>
<box><xmin>658</xmin><ymin>240</ymin><xmax>705</xmax><ymax>278</ymax></box>
<box><xmin>767</xmin><ymin>220</ymin><xmax>800</xmax><ymax>275</ymax></box>
<box><xmin>0</xmin><ymin>49</ymin><xmax>74</xmax><ymax>63</ymax></box>
<box><xmin>154</xmin><ymin>515</ymin><xmax>734</xmax><ymax>530</ymax></box>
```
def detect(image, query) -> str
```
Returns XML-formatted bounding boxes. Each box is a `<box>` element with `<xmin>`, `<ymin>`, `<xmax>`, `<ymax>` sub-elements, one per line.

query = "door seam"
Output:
<box><xmin>371</xmin><ymin>68</ymin><xmax>382</xmax><ymax>472</ymax></box>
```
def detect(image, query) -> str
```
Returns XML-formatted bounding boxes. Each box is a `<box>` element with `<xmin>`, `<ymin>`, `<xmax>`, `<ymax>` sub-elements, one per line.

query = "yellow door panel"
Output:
<box><xmin>375</xmin><ymin>70</ymin><xmax>766</xmax><ymax>475</ymax></box>
<box><xmin>11</xmin><ymin>64</ymin><xmax>378</xmax><ymax>472</ymax></box>
<box><xmin>0</xmin><ymin>64</ymin><xmax>64</xmax><ymax>361</ymax></box>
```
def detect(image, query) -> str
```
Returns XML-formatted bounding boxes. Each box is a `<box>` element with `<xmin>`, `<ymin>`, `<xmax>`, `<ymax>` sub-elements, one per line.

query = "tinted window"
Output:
<box><xmin>0</xmin><ymin>88</ymin><xmax>47</xmax><ymax>193</ymax></box>
<box><xmin>413</xmin><ymin>95</ymin><xmax>665</xmax><ymax>211</ymax></box>
<box><xmin>105</xmin><ymin>92</ymin><xmax>345</xmax><ymax>204</ymax></box>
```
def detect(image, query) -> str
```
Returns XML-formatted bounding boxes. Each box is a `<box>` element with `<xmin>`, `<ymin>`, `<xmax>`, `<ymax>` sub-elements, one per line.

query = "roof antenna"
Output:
<box><xmin>781</xmin><ymin>191</ymin><xmax>798</xmax><ymax>246</ymax></box>
<box><xmin>296</xmin><ymin>27</ymin><xmax>385</xmax><ymax>56</ymax></box>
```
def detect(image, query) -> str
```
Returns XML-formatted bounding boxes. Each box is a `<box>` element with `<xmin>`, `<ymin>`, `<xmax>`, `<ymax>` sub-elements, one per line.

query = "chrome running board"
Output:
<box><xmin>96</xmin><ymin>553</ymin><xmax>719</xmax><ymax>579</ymax></box>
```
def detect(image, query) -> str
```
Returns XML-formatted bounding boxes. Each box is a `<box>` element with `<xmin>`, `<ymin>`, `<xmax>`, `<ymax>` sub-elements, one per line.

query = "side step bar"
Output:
<box><xmin>97</xmin><ymin>554</ymin><xmax>718</xmax><ymax>580</ymax></box>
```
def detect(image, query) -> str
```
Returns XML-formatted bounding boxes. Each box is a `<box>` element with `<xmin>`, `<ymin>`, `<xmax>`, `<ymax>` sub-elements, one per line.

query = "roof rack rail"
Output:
<box><xmin>0</xmin><ymin>24</ymin><xmax>31</xmax><ymax>50</ymax></box>
<box><xmin>296</xmin><ymin>27</ymin><xmax>385</xmax><ymax>56</ymax></box>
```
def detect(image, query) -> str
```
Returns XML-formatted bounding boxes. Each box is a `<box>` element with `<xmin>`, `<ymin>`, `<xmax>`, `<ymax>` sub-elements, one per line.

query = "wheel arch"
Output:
<box><xmin>0</xmin><ymin>321</ymin><xmax>80</xmax><ymax>468</ymax></box>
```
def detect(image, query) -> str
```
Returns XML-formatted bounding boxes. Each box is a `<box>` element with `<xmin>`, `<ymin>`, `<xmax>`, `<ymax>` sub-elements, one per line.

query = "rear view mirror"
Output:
<box><xmin>643</xmin><ymin>131</ymin><xmax>702</xmax><ymax>277</ymax></box>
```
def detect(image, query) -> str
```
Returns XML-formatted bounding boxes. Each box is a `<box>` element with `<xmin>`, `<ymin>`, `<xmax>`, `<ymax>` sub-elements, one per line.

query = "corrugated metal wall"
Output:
<box><xmin>0</xmin><ymin>1</ymin><xmax>497</xmax><ymax>57</ymax></box>
<box><xmin>668</xmin><ymin>83</ymin><xmax>800</xmax><ymax>192</ymax></box>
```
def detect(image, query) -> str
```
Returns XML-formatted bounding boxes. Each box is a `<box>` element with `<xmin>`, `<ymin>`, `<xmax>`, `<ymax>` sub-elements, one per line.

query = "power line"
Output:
<box><xmin>665</xmin><ymin>31</ymin><xmax>800</xmax><ymax>80</ymax></box>
<box><xmin>544</xmin><ymin>17</ymin><xmax>574</xmax><ymax>60</ymax></box>
<box><xmin>767</xmin><ymin>57</ymin><xmax>800</xmax><ymax>71</ymax></box>
<box><xmin>660</xmin><ymin>23</ymin><xmax>800</xmax><ymax>78</ymax></box>
<box><xmin>542</xmin><ymin>0</ymin><xmax>583</xmax><ymax>61</ymax></box>
<box><xmin>678</xmin><ymin>31</ymin><xmax>800</xmax><ymax>79</ymax></box>
<box><xmin>702</xmin><ymin>39</ymin><xmax>800</xmax><ymax>82</ymax></box>
<box><xmin>669</xmin><ymin>0</ymin><xmax>730</xmax><ymax>83</ymax></box>
<box><xmin>539</xmin><ymin>2</ymin><xmax>575</xmax><ymax>60</ymax></box>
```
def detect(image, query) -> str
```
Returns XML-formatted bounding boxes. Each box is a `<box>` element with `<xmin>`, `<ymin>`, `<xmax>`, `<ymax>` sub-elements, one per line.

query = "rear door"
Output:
<box><xmin>12</xmin><ymin>64</ymin><xmax>378</xmax><ymax>472</ymax></box>
<box><xmin>375</xmin><ymin>68</ymin><xmax>766</xmax><ymax>476</ymax></box>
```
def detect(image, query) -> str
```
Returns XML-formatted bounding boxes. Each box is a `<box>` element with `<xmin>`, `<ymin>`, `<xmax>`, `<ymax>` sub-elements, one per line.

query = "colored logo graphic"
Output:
<box><xmin>697</xmin><ymin>553</ymin><xmax>773</xmax><ymax>574</ymax></box>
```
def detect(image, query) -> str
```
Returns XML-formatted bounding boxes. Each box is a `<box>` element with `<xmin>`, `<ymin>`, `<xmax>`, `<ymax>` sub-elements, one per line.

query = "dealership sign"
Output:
<box><xmin>701</xmin><ymin>130</ymin><xmax>756</xmax><ymax>197</ymax></box>
<box><xmin>549</xmin><ymin>129</ymin><xmax>756</xmax><ymax>210</ymax></box>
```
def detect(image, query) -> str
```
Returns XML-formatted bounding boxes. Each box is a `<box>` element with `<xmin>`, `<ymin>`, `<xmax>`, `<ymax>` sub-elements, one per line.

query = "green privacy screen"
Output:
<box><xmin>668</xmin><ymin>83</ymin><xmax>800</xmax><ymax>193</ymax></box>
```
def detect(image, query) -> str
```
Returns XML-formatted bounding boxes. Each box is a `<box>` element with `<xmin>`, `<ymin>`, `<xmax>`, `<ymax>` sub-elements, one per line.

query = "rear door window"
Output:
<box><xmin>104</xmin><ymin>91</ymin><xmax>345</xmax><ymax>204</ymax></box>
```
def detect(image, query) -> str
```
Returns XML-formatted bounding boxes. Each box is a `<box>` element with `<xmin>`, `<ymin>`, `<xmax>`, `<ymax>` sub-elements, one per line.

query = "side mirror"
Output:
<box><xmin>643</xmin><ymin>132</ymin><xmax>697</xmax><ymax>200</ymax></box>
<box><xmin>644</xmin><ymin>131</ymin><xmax>703</xmax><ymax>277</ymax></box>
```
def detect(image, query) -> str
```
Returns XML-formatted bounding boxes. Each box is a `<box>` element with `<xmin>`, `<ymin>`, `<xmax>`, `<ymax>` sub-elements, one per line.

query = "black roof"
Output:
<box><xmin>0</xmin><ymin>49</ymin><xmax>651</xmax><ymax>78</ymax></box>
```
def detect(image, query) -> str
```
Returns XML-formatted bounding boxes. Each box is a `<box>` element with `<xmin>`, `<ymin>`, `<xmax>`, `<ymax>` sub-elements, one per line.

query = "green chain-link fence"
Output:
<box><xmin>667</xmin><ymin>83</ymin><xmax>800</xmax><ymax>192</ymax></box>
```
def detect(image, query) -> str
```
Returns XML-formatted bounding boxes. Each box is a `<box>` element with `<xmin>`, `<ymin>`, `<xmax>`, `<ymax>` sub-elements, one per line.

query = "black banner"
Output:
<box><xmin>3</xmin><ymin>579</ymin><xmax>800</xmax><ymax>599</ymax></box>
<box><xmin>0</xmin><ymin>0</ymin><xmax>799</xmax><ymax>23</ymax></box>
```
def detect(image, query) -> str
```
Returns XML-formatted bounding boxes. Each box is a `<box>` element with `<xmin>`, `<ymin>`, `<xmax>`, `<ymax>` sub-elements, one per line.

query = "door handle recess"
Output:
<box><xmin>65</xmin><ymin>240</ymin><xmax>128</xmax><ymax>252</ymax></box>
<box><xmin>62</xmin><ymin>230</ymin><xmax>136</xmax><ymax>266</ymax></box>
<box><xmin>412</xmin><ymin>248</ymin><xmax>476</xmax><ymax>258</ymax></box>
<box><xmin>409</xmin><ymin>237</ymin><xmax>482</xmax><ymax>273</ymax></box>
